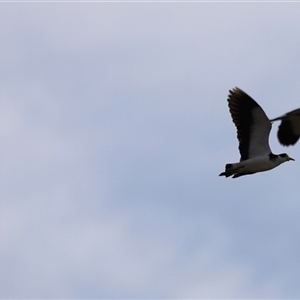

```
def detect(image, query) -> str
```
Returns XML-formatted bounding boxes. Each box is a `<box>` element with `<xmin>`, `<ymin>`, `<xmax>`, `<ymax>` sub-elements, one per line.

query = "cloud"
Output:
<box><xmin>2</xmin><ymin>3</ymin><xmax>300</xmax><ymax>298</ymax></box>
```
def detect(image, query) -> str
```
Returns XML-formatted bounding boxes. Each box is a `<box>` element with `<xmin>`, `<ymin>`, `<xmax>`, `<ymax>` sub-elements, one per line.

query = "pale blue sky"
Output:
<box><xmin>1</xmin><ymin>2</ymin><xmax>300</xmax><ymax>298</ymax></box>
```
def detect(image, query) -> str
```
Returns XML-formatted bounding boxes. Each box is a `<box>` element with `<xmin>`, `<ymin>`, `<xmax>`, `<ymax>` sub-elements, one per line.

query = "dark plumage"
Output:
<box><xmin>219</xmin><ymin>88</ymin><xmax>294</xmax><ymax>178</ymax></box>
<box><xmin>271</xmin><ymin>108</ymin><xmax>300</xmax><ymax>146</ymax></box>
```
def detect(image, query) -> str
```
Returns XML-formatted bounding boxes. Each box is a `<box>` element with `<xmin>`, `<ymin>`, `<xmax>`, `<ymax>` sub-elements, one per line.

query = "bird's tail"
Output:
<box><xmin>219</xmin><ymin>163</ymin><xmax>235</xmax><ymax>177</ymax></box>
<box><xmin>219</xmin><ymin>163</ymin><xmax>246</xmax><ymax>178</ymax></box>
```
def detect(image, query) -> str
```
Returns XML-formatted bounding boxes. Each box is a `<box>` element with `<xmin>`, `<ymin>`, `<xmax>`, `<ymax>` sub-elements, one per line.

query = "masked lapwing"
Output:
<box><xmin>271</xmin><ymin>108</ymin><xmax>300</xmax><ymax>146</ymax></box>
<box><xmin>219</xmin><ymin>87</ymin><xmax>295</xmax><ymax>178</ymax></box>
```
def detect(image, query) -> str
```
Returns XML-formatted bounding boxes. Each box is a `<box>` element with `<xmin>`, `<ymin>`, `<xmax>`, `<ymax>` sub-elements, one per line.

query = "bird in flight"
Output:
<box><xmin>219</xmin><ymin>87</ymin><xmax>295</xmax><ymax>178</ymax></box>
<box><xmin>271</xmin><ymin>108</ymin><xmax>300</xmax><ymax>146</ymax></box>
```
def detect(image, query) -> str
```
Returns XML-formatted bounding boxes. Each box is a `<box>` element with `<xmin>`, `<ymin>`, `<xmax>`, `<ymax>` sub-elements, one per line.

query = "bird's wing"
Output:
<box><xmin>271</xmin><ymin>108</ymin><xmax>300</xmax><ymax>146</ymax></box>
<box><xmin>228</xmin><ymin>87</ymin><xmax>271</xmax><ymax>161</ymax></box>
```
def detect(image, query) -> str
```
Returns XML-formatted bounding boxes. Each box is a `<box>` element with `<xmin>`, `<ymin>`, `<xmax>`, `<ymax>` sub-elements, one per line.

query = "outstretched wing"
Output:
<box><xmin>271</xmin><ymin>108</ymin><xmax>300</xmax><ymax>146</ymax></box>
<box><xmin>228</xmin><ymin>87</ymin><xmax>271</xmax><ymax>161</ymax></box>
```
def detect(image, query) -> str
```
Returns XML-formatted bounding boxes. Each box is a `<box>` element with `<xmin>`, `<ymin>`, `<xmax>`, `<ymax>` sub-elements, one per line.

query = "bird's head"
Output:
<box><xmin>279</xmin><ymin>153</ymin><xmax>295</xmax><ymax>162</ymax></box>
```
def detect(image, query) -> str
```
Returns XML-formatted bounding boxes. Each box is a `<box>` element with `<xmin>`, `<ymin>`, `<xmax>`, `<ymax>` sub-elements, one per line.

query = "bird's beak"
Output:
<box><xmin>289</xmin><ymin>156</ymin><xmax>295</xmax><ymax>161</ymax></box>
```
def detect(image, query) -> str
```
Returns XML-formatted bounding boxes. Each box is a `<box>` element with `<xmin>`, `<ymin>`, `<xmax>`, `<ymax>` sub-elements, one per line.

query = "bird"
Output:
<box><xmin>271</xmin><ymin>108</ymin><xmax>300</xmax><ymax>146</ymax></box>
<box><xmin>219</xmin><ymin>87</ymin><xmax>295</xmax><ymax>178</ymax></box>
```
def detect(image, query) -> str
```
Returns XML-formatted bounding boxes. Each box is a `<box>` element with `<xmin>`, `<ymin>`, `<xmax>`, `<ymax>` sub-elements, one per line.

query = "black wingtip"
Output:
<box><xmin>277</xmin><ymin>120</ymin><xmax>300</xmax><ymax>146</ymax></box>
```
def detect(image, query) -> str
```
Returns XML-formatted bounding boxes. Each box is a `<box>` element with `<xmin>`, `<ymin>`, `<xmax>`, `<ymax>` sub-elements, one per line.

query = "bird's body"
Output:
<box><xmin>220</xmin><ymin>153</ymin><xmax>292</xmax><ymax>178</ymax></box>
<box><xmin>220</xmin><ymin>88</ymin><xmax>294</xmax><ymax>178</ymax></box>
<box><xmin>271</xmin><ymin>108</ymin><xmax>300</xmax><ymax>146</ymax></box>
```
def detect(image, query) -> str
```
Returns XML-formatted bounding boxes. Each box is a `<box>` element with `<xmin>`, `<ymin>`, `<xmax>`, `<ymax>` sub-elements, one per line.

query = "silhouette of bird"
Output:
<box><xmin>220</xmin><ymin>87</ymin><xmax>294</xmax><ymax>178</ymax></box>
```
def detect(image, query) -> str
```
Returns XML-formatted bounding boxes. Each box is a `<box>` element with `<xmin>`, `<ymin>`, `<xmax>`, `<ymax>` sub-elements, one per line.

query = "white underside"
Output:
<box><xmin>231</xmin><ymin>156</ymin><xmax>283</xmax><ymax>174</ymax></box>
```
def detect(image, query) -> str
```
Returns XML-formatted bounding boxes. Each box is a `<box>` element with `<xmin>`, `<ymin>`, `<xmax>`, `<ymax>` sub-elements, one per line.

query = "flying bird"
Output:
<box><xmin>271</xmin><ymin>108</ymin><xmax>300</xmax><ymax>146</ymax></box>
<box><xmin>219</xmin><ymin>87</ymin><xmax>295</xmax><ymax>178</ymax></box>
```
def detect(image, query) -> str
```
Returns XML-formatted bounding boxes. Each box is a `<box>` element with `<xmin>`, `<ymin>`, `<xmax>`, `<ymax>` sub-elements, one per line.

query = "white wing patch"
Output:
<box><xmin>248</xmin><ymin>106</ymin><xmax>271</xmax><ymax>158</ymax></box>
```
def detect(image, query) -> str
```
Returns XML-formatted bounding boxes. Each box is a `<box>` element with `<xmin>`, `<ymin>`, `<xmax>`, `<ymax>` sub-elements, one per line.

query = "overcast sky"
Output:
<box><xmin>1</xmin><ymin>2</ymin><xmax>300</xmax><ymax>298</ymax></box>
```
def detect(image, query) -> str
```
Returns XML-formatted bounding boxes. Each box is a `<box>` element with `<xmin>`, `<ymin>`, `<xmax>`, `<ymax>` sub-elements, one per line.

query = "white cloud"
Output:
<box><xmin>1</xmin><ymin>3</ymin><xmax>300</xmax><ymax>298</ymax></box>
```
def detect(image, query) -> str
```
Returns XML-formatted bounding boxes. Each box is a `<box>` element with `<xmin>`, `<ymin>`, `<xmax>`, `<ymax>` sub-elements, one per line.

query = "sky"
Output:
<box><xmin>1</xmin><ymin>2</ymin><xmax>300</xmax><ymax>299</ymax></box>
